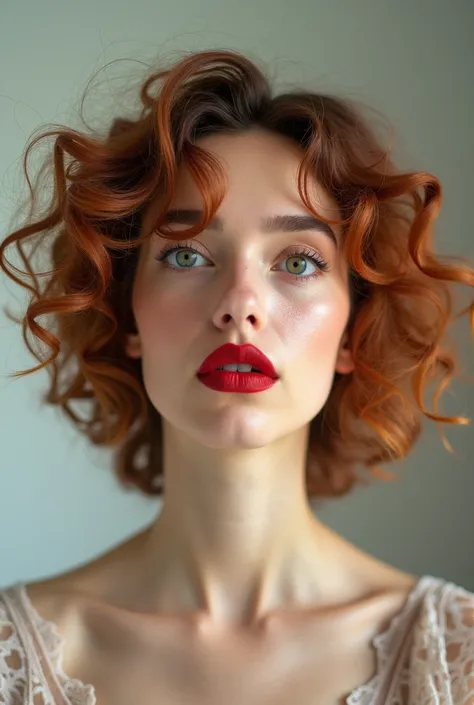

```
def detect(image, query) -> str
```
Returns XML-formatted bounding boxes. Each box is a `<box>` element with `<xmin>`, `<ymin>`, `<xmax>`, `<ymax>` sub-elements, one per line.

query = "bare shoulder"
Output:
<box><xmin>349</xmin><ymin>559</ymin><xmax>421</xmax><ymax>618</ymax></box>
<box><xmin>21</xmin><ymin>566</ymin><xmax>97</xmax><ymax>638</ymax></box>
<box><xmin>339</xmin><ymin>563</ymin><xmax>421</xmax><ymax>647</ymax></box>
<box><xmin>20</xmin><ymin>528</ymin><xmax>148</xmax><ymax>634</ymax></box>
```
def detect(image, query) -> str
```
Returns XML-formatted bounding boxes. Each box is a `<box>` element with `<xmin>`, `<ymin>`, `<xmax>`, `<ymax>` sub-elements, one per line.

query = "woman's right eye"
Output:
<box><xmin>155</xmin><ymin>245</ymin><xmax>208</xmax><ymax>270</ymax></box>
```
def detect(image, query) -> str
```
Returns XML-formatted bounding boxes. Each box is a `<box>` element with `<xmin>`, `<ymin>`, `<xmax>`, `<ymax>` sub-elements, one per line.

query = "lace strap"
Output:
<box><xmin>2</xmin><ymin>586</ymin><xmax>72</xmax><ymax>705</ymax></box>
<box><xmin>371</xmin><ymin>579</ymin><xmax>432</xmax><ymax>705</ymax></box>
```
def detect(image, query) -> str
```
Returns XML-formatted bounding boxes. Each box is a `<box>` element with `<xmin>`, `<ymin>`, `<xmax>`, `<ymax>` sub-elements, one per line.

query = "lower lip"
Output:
<box><xmin>197</xmin><ymin>370</ymin><xmax>278</xmax><ymax>393</ymax></box>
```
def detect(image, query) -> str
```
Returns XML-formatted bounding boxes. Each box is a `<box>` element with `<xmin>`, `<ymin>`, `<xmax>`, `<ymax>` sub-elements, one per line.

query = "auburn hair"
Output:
<box><xmin>1</xmin><ymin>49</ymin><xmax>473</xmax><ymax>498</ymax></box>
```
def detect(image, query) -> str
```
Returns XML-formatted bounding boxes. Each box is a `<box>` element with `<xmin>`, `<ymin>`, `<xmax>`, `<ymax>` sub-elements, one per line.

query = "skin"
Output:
<box><xmin>23</xmin><ymin>127</ymin><xmax>418</xmax><ymax>703</ymax></box>
<box><xmin>117</xmin><ymin>127</ymin><xmax>413</xmax><ymax>626</ymax></box>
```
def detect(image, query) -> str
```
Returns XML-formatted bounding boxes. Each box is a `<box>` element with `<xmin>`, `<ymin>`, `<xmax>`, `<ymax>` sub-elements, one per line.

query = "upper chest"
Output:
<box><xmin>53</xmin><ymin>596</ymin><xmax>395</xmax><ymax>705</ymax></box>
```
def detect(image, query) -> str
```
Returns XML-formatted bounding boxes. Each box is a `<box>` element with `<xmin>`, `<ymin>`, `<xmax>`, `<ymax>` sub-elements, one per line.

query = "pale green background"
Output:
<box><xmin>1</xmin><ymin>0</ymin><xmax>473</xmax><ymax>590</ymax></box>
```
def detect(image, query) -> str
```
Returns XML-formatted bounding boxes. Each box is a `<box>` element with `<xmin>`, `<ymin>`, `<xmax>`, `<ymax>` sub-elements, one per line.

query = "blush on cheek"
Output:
<box><xmin>280</xmin><ymin>299</ymin><xmax>334</xmax><ymax>339</ymax></box>
<box><xmin>278</xmin><ymin>297</ymin><xmax>348</xmax><ymax>368</ymax></box>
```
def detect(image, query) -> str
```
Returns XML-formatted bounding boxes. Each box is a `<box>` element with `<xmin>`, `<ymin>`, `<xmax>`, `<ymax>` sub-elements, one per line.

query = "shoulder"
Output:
<box><xmin>0</xmin><ymin>578</ymin><xmax>96</xmax><ymax>703</ymax></box>
<box><xmin>0</xmin><ymin>577</ymin><xmax>74</xmax><ymax>650</ymax></box>
<box><xmin>0</xmin><ymin>582</ymin><xmax>47</xmax><ymax>699</ymax></box>
<box><xmin>412</xmin><ymin>576</ymin><xmax>474</xmax><ymax>701</ymax></box>
<box><xmin>420</xmin><ymin>576</ymin><xmax>474</xmax><ymax>637</ymax></box>
<box><xmin>0</xmin><ymin>572</ymin><xmax>91</xmax><ymax>667</ymax></box>
<box><xmin>434</xmin><ymin>577</ymin><xmax>474</xmax><ymax>654</ymax></box>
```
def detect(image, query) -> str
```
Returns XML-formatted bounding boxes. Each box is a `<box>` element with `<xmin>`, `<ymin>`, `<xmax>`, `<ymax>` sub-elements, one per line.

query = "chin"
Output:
<box><xmin>187</xmin><ymin>409</ymin><xmax>282</xmax><ymax>449</ymax></box>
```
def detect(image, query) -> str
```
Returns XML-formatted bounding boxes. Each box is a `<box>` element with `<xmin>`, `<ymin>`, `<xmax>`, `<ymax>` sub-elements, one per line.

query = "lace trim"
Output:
<box><xmin>345</xmin><ymin>574</ymin><xmax>439</xmax><ymax>704</ymax></box>
<box><xmin>15</xmin><ymin>584</ymin><xmax>95</xmax><ymax>705</ymax></box>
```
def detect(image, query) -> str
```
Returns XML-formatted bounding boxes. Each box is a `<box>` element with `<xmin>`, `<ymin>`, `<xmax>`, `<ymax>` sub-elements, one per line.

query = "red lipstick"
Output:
<box><xmin>197</xmin><ymin>343</ymin><xmax>279</xmax><ymax>393</ymax></box>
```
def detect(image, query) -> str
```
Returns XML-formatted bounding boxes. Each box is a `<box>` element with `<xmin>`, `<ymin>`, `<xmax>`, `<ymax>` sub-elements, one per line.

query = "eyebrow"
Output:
<box><xmin>161</xmin><ymin>209</ymin><xmax>338</xmax><ymax>248</ymax></box>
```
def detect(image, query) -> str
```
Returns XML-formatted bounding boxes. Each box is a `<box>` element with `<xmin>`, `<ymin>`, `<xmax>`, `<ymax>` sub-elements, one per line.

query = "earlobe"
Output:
<box><xmin>335</xmin><ymin>348</ymin><xmax>355</xmax><ymax>375</ymax></box>
<box><xmin>125</xmin><ymin>334</ymin><xmax>142</xmax><ymax>359</ymax></box>
<box><xmin>335</xmin><ymin>332</ymin><xmax>355</xmax><ymax>375</ymax></box>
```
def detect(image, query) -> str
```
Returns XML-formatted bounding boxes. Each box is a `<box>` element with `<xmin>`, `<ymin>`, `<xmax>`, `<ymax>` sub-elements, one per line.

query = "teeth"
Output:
<box><xmin>218</xmin><ymin>364</ymin><xmax>260</xmax><ymax>372</ymax></box>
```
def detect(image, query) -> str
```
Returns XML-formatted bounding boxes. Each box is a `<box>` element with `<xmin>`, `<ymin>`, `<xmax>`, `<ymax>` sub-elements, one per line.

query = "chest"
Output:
<box><xmin>63</xmin><ymin>612</ymin><xmax>378</xmax><ymax>705</ymax></box>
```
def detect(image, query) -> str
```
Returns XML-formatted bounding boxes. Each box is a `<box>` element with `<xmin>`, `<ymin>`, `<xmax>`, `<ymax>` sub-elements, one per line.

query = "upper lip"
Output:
<box><xmin>197</xmin><ymin>343</ymin><xmax>279</xmax><ymax>378</ymax></box>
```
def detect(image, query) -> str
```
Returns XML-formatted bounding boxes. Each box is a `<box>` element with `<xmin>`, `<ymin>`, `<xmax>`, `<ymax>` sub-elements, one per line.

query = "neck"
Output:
<box><xmin>126</xmin><ymin>420</ymin><xmax>349</xmax><ymax>627</ymax></box>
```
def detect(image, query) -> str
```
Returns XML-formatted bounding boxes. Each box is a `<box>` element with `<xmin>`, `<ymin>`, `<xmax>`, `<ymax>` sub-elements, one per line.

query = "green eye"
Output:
<box><xmin>156</xmin><ymin>243</ymin><xmax>330</xmax><ymax>280</ymax></box>
<box><xmin>175</xmin><ymin>249</ymin><xmax>198</xmax><ymax>267</ymax></box>
<box><xmin>156</xmin><ymin>245</ymin><xmax>206</xmax><ymax>268</ymax></box>
<box><xmin>285</xmin><ymin>256</ymin><xmax>308</xmax><ymax>275</ymax></box>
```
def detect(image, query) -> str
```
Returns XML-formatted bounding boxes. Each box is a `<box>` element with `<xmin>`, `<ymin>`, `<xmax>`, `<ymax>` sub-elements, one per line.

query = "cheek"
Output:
<box><xmin>135</xmin><ymin>283</ymin><xmax>203</xmax><ymax>352</ymax></box>
<box><xmin>274</xmin><ymin>290</ymin><xmax>350</xmax><ymax>414</ymax></box>
<box><xmin>275</xmin><ymin>289</ymin><xmax>348</xmax><ymax>360</ymax></box>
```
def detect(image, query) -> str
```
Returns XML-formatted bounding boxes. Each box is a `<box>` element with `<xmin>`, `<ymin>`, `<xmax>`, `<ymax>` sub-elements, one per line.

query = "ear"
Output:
<box><xmin>335</xmin><ymin>330</ymin><xmax>354</xmax><ymax>375</ymax></box>
<box><xmin>124</xmin><ymin>333</ymin><xmax>142</xmax><ymax>359</ymax></box>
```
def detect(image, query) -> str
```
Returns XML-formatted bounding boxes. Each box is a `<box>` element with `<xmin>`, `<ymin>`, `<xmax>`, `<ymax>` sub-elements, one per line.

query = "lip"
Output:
<box><xmin>197</xmin><ymin>343</ymin><xmax>279</xmax><ymax>378</ymax></box>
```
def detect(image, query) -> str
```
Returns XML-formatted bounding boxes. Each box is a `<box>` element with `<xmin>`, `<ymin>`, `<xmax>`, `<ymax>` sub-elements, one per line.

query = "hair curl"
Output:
<box><xmin>1</xmin><ymin>48</ymin><xmax>473</xmax><ymax>499</ymax></box>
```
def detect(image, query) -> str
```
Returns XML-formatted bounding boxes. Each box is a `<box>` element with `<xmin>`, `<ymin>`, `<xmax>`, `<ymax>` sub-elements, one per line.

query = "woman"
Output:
<box><xmin>0</xmin><ymin>48</ymin><xmax>473</xmax><ymax>704</ymax></box>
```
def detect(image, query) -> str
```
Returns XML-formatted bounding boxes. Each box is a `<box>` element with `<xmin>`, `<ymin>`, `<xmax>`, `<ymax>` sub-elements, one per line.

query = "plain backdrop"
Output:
<box><xmin>1</xmin><ymin>0</ymin><xmax>473</xmax><ymax>590</ymax></box>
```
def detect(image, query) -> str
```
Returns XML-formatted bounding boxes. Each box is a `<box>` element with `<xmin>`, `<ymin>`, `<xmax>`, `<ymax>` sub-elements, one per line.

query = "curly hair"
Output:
<box><xmin>1</xmin><ymin>48</ymin><xmax>473</xmax><ymax>499</ymax></box>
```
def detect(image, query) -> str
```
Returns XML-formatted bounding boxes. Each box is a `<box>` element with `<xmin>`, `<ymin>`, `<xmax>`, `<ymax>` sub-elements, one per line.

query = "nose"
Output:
<box><xmin>211</xmin><ymin>264</ymin><xmax>268</xmax><ymax>335</ymax></box>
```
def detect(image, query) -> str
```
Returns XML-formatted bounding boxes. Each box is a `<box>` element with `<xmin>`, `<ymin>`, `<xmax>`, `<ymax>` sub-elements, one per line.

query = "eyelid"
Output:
<box><xmin>157</xmin><ymin>239</ymin><xmax>208</xmax><ymax>257</ymax></box>
<box><xmin>156</xmin><ymin>240</ymin><xmax>327</xmax><ymax>260</ymax></box>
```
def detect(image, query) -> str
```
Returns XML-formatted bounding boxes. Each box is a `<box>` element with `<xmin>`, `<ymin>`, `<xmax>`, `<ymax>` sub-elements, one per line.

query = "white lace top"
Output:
<box><xmin>0</xmin><ymin>575</ymin><xmax>473</xmax><ymax>704</ymax></box>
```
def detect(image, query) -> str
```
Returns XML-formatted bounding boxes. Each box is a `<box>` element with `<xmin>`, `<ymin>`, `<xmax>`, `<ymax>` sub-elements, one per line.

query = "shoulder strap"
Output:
<box><xmin>1</xmin><ymin>586</ymin><xmax>72</xmax><ymax>705</ymax></box>
<box><xmin>372</xmin><ymin>580</ymin><xmax>432</xmax><ymax>705</ymax></box>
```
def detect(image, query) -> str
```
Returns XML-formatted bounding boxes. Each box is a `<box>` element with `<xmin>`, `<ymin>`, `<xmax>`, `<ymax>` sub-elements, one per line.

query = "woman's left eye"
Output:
<box><xmin>278</xmin><ymin>249</ymin><xmax>330</xmax><ymax>278</ymax></box>
<box><xmin>155</xmin><ymin>244</ymin><xmax>330</xmax><ymax>279</ymax></box>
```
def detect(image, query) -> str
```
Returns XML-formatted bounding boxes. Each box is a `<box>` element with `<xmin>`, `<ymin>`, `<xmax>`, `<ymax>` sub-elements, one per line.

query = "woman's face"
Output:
<box><xmin>126</xmin><ymin>128</ymin><xmax>354</xmax><ymax>449</ymax></box>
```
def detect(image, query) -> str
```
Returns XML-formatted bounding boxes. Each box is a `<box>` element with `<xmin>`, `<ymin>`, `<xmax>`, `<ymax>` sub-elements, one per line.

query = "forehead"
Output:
<box><xmin>143</xmin><ymin>128</ymin><xmax>341</xmax><ymax>235</ymax></box>
<box><xmin>176</xmin><ymin>128</ymin><xmax>339</xmax><ymax>215</ymax></box>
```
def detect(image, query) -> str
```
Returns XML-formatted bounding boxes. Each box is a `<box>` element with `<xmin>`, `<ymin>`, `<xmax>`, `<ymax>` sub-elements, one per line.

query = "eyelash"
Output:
<box><xmin>155</xmin><ymin>241</ymin><xmax>330</xmax><ymax>280</ymax></box>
